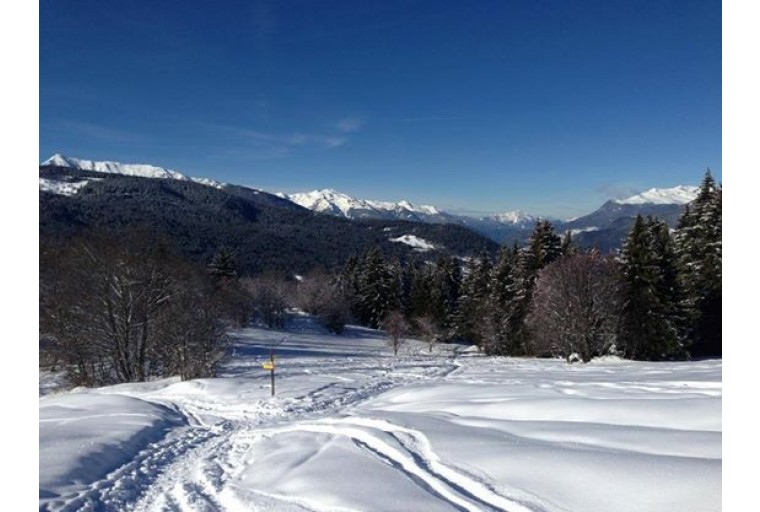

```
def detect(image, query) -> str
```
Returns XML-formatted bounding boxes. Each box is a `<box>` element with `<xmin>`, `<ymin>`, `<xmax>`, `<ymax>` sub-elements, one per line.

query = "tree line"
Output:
<box><xmin>308</xmin><ymin>171</ymin><xmax>722</xmax><ymax>361</ymax></box>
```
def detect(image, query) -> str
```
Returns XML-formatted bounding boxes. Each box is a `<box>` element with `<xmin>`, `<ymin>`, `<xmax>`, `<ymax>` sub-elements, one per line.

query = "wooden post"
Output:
<box><xmin>265</xmin><ymin>337</ymin><xmax>285</xmax><ymax>397</ymax></box>
<box><xmin>270</xmin><ymin>347</ymin><xmax>275</xmax><ymax>397</ymax></box>
<box><xmin>269</xmin><ymin>354</ymin><xmax>274</xmax><ymax>396</ymax></box>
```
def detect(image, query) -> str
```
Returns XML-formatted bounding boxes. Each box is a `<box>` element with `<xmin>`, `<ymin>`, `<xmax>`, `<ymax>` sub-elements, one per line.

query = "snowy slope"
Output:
<box><xmin>390</xmin><ymin>234</ymin><xmax>437</xmax><ymax>251</ymax></box>
<box><xmin>39</xmin><ymin>315</ymin><xmax>721</xmax><ymax>512</ymax></box>
<box><xmin>38</xmin><ymin>177</ymin><xmax>94</xmax><ymax>196</ymax></box>
<box><xmin>41</xmin><ymin>154</ymin><xmax>225</xmax><ymax>189</ymax></box>
<box><xmin>615</xmin><ymin>185</ymin><xmax>699</xmax><ymax>205</ymax></box>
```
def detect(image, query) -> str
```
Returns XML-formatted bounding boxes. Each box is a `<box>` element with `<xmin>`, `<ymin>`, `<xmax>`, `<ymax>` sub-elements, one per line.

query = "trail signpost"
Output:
<box><xmin>265</xmin><ymin>337</ymin><xmax>286</xmax><ymax>397</ymax></box>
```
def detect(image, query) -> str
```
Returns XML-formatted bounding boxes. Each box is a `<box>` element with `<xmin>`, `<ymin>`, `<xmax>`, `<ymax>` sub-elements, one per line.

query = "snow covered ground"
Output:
<box><xmin>39</xmin><ymin>315</ymin><xmax>721</xmax><ymax>511</ymax></box>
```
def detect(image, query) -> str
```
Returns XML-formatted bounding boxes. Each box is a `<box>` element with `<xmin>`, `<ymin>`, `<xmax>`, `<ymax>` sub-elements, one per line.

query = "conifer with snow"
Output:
<box><xmin>675</xmin><ymin>170</ymin><xmax>722</xmax><ymax>357</ymax></box>
<box><xmin>619</xmin><ymin>215</ymin><xmax>683</xmax><ymax>360</ymax></box>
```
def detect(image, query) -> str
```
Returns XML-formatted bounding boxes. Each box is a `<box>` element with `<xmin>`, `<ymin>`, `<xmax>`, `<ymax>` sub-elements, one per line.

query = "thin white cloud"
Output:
<box><xmin>333</xmin><ymin>117</ymin><xmax>364</xmax><ymax>133</ymax></box>
<box><xmin>197</xmin><ymin>122</ymin><xmax>349</xmax><ymax>158</ymax></box>
<box><xmin>324</xmin><ymin>136</ymin><xmax>347</xmax><ymax>148</ymax></box>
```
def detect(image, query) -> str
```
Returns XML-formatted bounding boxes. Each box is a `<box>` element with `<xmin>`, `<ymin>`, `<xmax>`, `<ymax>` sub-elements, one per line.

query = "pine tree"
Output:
<box><xmin>619</xmin><ymin>216</ymin><xmax>682</xmax><ymax>360</ymax></box>
<box><xmin>561</xmin><ymin>230</ymin><xmax>576</xmax><ymax>257</ymax></box>
<box><xmin>429</xmin><ymin>255</ymin><xmax>462</xmax><ymax>337</ymax></box>
<box><xmin>208</xmin><ymin>247</ymin><xmax>238</xmax><ymax>280</ymax></box>
<box><xmin>408</xmin><ymin>261</ymin><xmax>434</xmax><ymax>319</ymax></box>
<box><xmin>452</xmin><ymin>252</ymin><xmax>493</xmax><ymax>346</ymax></box>
<box><xmin>507</xmin><ymin>219</ymin><xmax>563</xmax><ymax>355</ymax></box>
<box><xmin>487</xmin><ymin>244</ymin><xmax>519</xmax><ymax>355</ymax></box>
<box><xmin>675</xmin><ymin>170</ymin><xmax>722</xmax><ymax>357</ymax></box>
<box><xmin>355</xmin><ymin>247</ymin><xmax>396</xmax><ymax>328</ymax></box>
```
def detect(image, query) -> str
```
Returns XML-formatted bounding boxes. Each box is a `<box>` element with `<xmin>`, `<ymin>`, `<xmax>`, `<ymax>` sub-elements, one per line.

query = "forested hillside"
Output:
<box><xmin>40</xmin><ymin>165</ymin><xmax>498</xmax><ymax>276</ymax></box>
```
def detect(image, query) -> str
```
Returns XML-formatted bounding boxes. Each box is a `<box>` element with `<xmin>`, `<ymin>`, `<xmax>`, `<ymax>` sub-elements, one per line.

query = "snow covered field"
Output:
<box><xmin>39</xmin><ymin>316</ymin><xmax>721</xmax><ymax>511</ymax></box>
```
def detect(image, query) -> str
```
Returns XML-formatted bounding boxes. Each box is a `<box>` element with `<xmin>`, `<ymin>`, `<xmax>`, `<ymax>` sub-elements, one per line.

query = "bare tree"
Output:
<box><xmin>40</xmin><ymin>231</ymin><xmax>228</xmax><ymax>385</ymax></box>
<box><xmin>295</xmin><ymin>269</ymin><xmax>331</xmax><ymax>314</ymax></box>
<box><xmin>526</xmin><ymin>252</ymin><xmax>622</xmax><ymax>362</ymax></box>
<box><xmin>381</xmin><ymin>310</ymin><xmax>410</xmax><ymax>356</ymax></box>
<box><xmin>412</xmin><ymin>315</ymin><xmax>440</xmax><ymax>352</ymax></box>
<box><xmin>243</xmin><ymin>272</ymin><xmax>292</xmax><ymax>329</ymax></box>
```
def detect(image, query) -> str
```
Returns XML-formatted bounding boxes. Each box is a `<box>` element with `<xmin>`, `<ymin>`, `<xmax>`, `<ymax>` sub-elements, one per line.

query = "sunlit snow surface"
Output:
<box><xmin>39</xmin><ymin>177</ymin><xmax>93</xmax><ymax>196</ymax></box>
<box><xmin>614</xmin><ymin>186</ymin><xmax>699</xmax><ymax>205</ymax></box>
<box><xmin>39</xmin><ymin>316</ymin><xmax>721</xmax><ymax>511</ymax></box>
<box><xmin>390</xmin><ymin>234</ymin><xmax>437</xmax><ymax>252</ymax></box>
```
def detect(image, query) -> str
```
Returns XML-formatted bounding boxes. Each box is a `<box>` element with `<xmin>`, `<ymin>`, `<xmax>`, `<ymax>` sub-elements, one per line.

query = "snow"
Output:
<box><xmin>41</xmin><ymin>154</ymin><xmax>225</xmax><ymax>189</ymax></box>
<box><xmin>615</xmin><ymin>186</ymin><xmax>699</xmax><ymax>205</ymax></box>
<box><xmin>38</xmin><ymin>177</ymin><xmax>93</xmax><ymax>196</ymax></box>
<box><xmin>390</xmin><ymin>234</ymin><xmax>438</xmax><ymax>251</ymax></box>
<box><xmin>39</xmin><ymin>316</ymin><xmax>721</xmax><ymax>511</ymax></box>
<box><xmin>485</xmin><ymin>210</ymin><xmax>537</xmax><ymax>225</ymax></box>
<box><xmin>39</xmin><ymin>393</ymin><xmax>185</xmax><ymax>507</ymax></box>
<box><xmin>286</xmin><ymin>188</ymin><xmax>441</xmax><ymax>218</ymax></box>
<box><xmin>570</xmin><ymin>226</ymin><xmax>600</xmax><ymax>235</ymax></box>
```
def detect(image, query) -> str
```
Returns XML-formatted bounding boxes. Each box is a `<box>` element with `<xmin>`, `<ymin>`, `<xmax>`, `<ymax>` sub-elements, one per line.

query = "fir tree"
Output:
<box><xmin>452</xmin><ymin>252</ymin><xmax>493</xmax><ymax>346</ymax></box>
<box><xmin>561</xmin><ymin>230</ymin><xmax>576</xmax><ymax>257</ymax></box>
<box><xmin>208</xmin><ymin>247</ymin><xmax>238</xmax><ymax>280</ymax></box>
<box><xmin>487</xmin><ymin>244</ymin><xmax>519</xmax><ymax>355</ymax></box>
<box><xmin>675</xmin><ymin>170</ymin><xmax>722</xmax><ymax>357</ymax></box>
<box><xmin>355</xmin><ymin>247</ymin><xmax>396</xmax><ymax>328</ymax></box>
<box><xmin>408</xmin><ymin>261</ymin><xmax>435</xmax><ymax>320</ymax></box>
<box><xmin>507</xmin><ymin>220</ymin><xmax>563</xmax><ymax>355</ymax></box>
<box><xmin>429</xmin><ymin>255</ymin><xmax>462</xmax><ymax>337</ymax></box>
<box><xmin>619</xmin><ymin>216</ymin><xmax>682</xmax><ymax>360</ymax></box>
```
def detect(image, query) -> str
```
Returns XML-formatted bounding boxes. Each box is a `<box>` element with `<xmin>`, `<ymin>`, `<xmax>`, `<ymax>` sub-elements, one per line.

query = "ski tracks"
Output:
<box><xmin>50</xmin><ymin>357</ymin><xmax>524</xmax><ymax>512</ymax></box>
<box><xmin>252</xmin><ymin>417</ymin><xmax>541</xmax><ymax>512</ymax></box>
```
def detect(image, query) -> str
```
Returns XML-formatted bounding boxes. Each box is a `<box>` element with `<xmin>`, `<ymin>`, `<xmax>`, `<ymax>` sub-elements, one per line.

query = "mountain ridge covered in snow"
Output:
<box><xmin>41</xmin><ymin>153</ymin><xmax>226</xmax><ymax>189</ymax></box>
<box><xmin>282</xmin><ymin>188</ymin><xmax>442</xmax><ymax>219</ymax></box>
<box><xmin>41</xmin><ymin>154</ymin><xmax>699</xmax><ymax>218</ymax></box>
<box><xmin>614</xmin><ymin>185</ymin><xmax>699</xmax><ymax>205</ymax></box>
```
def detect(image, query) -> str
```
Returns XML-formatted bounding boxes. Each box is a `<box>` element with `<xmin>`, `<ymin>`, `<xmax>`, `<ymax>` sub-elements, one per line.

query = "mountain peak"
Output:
<box><xmin>42</xmin><ymin>153</ymin><xmax>74</xmax><ymax>167</ymax></box>
<box><xmin>286</xmin><ymin>188</ymin><xmax>444</xmax><ymax>219</ymax></box>
<box><xmin>40</xmin><ymin>154</ymin><xmax>225</xmax><ymax>189</ymax></box>
<box><xmin>484</xmin><ymin>210</ymin><xmax>537</xmax><ymax>226</ymax></box>
<box><xmin>614</xmin><ymin>185</ymin><xmax>698</xmax><ymax>205</ymax></box>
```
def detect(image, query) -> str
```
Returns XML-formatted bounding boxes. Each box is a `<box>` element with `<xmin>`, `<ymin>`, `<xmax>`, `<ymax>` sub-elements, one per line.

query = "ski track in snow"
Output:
<box><xmin>252</xmin><ymin>417</ymin><xmax>540</xmax><ymax>512</ymax></box>
<box><xmin>40</xmin><ymin>323</ymin><xmax>720</xmax><ymax>512</ymax></box>
<box><xmin>44</xmin><ymin>342</ymin><xmax>483</xmax><ymax>511</ymax></box>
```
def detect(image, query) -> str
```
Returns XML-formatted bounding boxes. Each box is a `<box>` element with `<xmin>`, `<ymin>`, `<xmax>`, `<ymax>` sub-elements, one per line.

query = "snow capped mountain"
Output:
<box><xmin>41</xmin><ymin>154</ymin><xmax>225</xmax><ymax>189</ymax></box>
<box><xmin>614</xmin><ymin>185</ymin><xmax>699</xmax><ymax>205</ymax></box>
<box><xmin>40</xmin><ymin>153</ymin><xmax>704</xmax><ymax>251</ymax></box>
<box><xmin>284</xmin><ymin>189</ymin><xmax>442</xmax><ymax>220</ymax></box>
<box><xmin>483</xmin><ymin>210</ymin><xmax>537</xmax><ymax>226</ymax></box>
<box><xmin>285</xmin><ymin>189</ymin><xmax>371</xmax><ymax>217</ymax></box>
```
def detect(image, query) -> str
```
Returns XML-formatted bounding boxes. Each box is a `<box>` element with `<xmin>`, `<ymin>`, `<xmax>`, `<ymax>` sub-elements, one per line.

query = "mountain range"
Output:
<box><xmin>40</xmin><ymin>154</ymin><xmax>699</xmax><ymax>258</ymax></box>
<box><xmin>39</xmin><ymin>155</ymin><xmax>499</xmax><ymax>276</ymax></box>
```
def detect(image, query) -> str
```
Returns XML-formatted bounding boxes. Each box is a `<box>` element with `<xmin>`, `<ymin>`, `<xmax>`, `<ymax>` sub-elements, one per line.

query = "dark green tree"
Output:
<box><xmin>619</xmin><ymin>215</ymin><xmax>683</xmax><ymax>360</ymax></box>
<box><xmin>487</xmin><ymin>243</ymin><xmax>519</xmax><ymax>355</ymax></box>
<box><xmin>408</xmin><ymin>261</ymin><xmax>435</xmax><ymax>319</ymax></box>
<box><xmin>354</xmin><ymin>247</ymin><xmax>397</xmax><ymax>328</ymax></box>
<box><xmin>561</xmin><ymin>230</ymin><xmax>576</xmax><ymax>257</ymax></box>
<box><xmin>207</xmin><ymin>247</ymin><xmax>238</xmax><ymax>280</ymax></box>
<box><xmin>452</xmin><ymin>251</ymin><xmax>493</xmax><ymax>347</ymax></box>
<box><xmin>508</xmin><ymin>219</ymin><xmax>563</xmax><ymax>355</ymax></box>
<box><xmin>675</xmin><ymin>170</ymin><xmax>722</xmax><ymax>357</ymax></box>
<box><xmin>429</xmin><ymin>255</ymin><xmax>462</xmax><ymax>337</ymax></box>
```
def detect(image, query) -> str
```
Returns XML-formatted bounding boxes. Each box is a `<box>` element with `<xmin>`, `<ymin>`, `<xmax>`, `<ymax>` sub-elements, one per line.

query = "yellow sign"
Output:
<box><xmin>262</xmin><ymin>362</ymin><xmax>275</xmax><ymax>370</ymax></box>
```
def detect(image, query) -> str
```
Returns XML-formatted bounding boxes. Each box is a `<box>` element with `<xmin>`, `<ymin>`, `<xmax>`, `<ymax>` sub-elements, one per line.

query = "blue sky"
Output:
<box><xmin>39</xmin><ymin>0</ymin><xmax>721</xmax><ymax>218</ymax></box>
